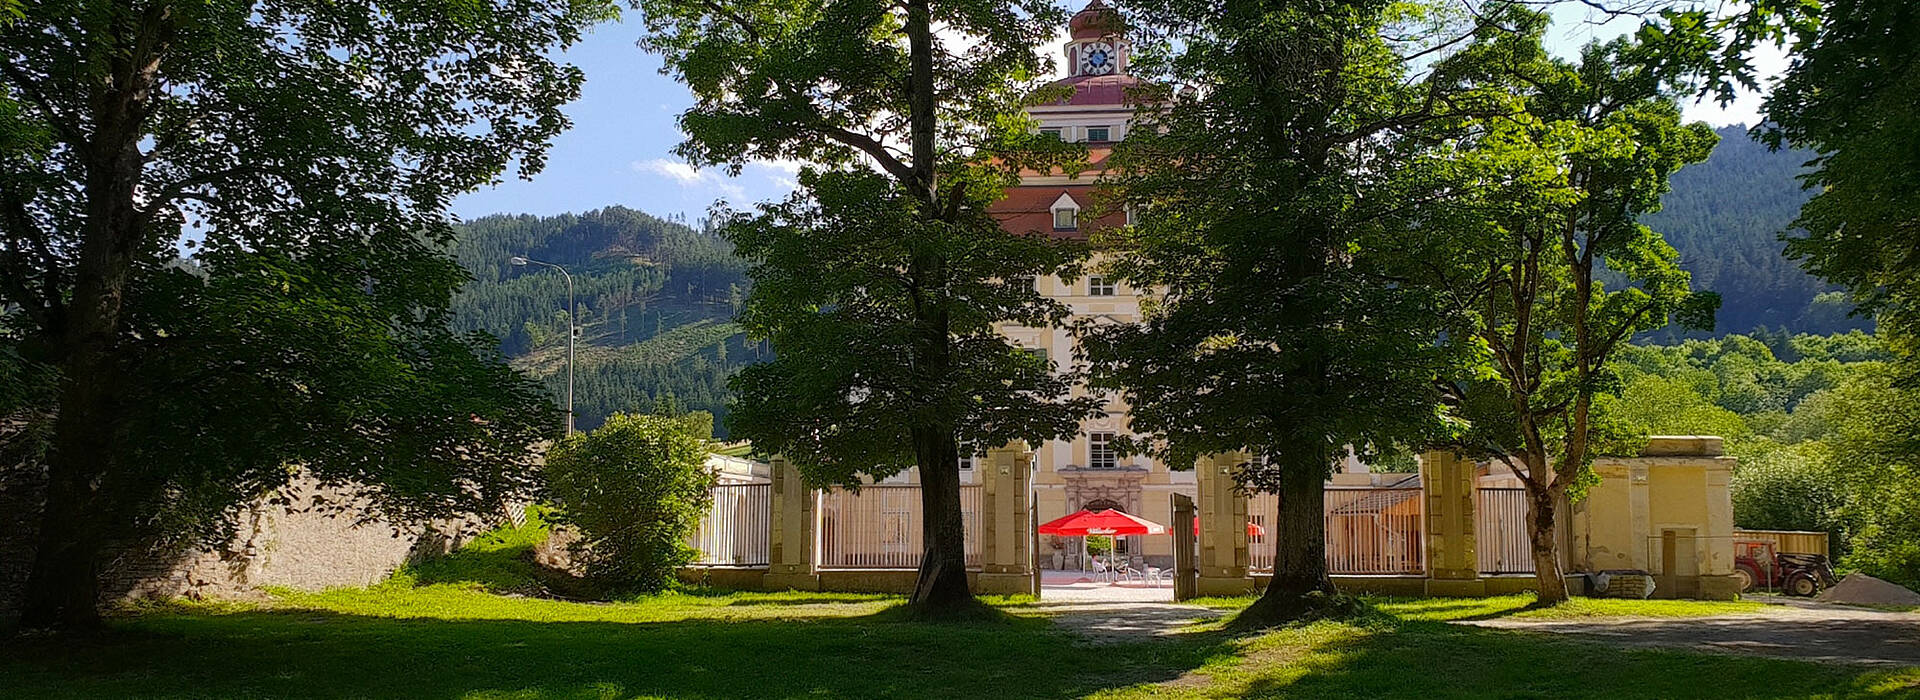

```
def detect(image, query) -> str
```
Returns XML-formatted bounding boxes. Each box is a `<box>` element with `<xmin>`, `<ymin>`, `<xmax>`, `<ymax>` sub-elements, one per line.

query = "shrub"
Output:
<box><xmin>1729</xmin><ymin>440</ymin><xmax>1846</xmax><ymax>538</ymax></box>
<box><xmin>544</xmin><ymin>412</ymin><xmax>714</xmax><ymax>593</ymax></box>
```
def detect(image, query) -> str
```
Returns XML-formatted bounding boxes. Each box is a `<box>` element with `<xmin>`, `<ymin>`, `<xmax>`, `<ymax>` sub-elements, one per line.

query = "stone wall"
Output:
<box><xmin>2</xmin><ymin>474</ymin><xmax>479</xmax><ymax>627</ymax></box>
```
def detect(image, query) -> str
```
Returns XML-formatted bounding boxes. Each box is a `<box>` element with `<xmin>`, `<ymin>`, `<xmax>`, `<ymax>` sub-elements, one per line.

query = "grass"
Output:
<box><xmin>3</xmin><ymin>585</ymin><xmax>1916</xmax><ymax>699</ymax></box>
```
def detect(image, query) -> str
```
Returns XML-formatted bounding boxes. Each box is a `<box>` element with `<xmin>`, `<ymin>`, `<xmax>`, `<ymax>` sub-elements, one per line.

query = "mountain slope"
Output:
<box><xmin>450</xmin><ymin>207</ymin><xmax>762</xmax><ymax>434</ymax></box>
<box><xmin>1644</xmin><ymin>124</ymin><xmax>1870</xmax><ymax>338</ymax></box>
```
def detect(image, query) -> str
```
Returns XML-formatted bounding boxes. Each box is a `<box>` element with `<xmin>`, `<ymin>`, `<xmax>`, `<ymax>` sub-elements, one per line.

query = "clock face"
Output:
<box><xmin>1079</xmin><ymin>41</ymin><xmax>1116</xmax><ymax>75</ymax></box>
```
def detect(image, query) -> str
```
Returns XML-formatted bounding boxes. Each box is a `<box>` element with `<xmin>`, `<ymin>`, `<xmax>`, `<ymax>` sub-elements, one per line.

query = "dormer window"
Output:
<box><xmin>1050</xmin><ymin>192</ymin><xmax>1081</xmax><ymax>231</ymax></box>
<box><xmin>1053</xmin><ymin>207</ymin><xmax>1078</xmax><ymax>230</ymax></box>
<box><xmin>1086</xmin><ymin>126</ymin><xmax>1111</xmax><ymax>142</ymax></box>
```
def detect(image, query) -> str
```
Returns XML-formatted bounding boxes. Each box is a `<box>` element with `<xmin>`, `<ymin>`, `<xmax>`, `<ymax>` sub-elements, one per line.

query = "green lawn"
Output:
<box><xmin>3</xmin><ymin>585</ymin><xmax>1916</xmax><ymax>699</ymax></box>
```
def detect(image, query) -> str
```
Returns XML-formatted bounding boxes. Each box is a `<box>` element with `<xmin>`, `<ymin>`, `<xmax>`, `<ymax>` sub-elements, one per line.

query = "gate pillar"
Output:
<box><xmin>1421</xmin><ymin>450</ymin><xmax>1483</xmax><ymax>595</ymax></box>
<box><xmin>1195</xmin><ymin>452</ymin><xmax>1256</xmax><ymax>596</ymax></box>
<box><xmin>977</xmin><ymin>441</ymin><xmax>1037</xmax><ymax>595</ymax></box>
<box><xmin>764</xmin><ymin>455</ymin><xmax>821</xmax><ymax>591</ymax></box>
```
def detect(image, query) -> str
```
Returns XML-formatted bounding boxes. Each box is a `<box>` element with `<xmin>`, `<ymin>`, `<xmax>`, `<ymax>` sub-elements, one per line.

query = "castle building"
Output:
<box><xmin>986</xmin><ymin>0</ymin><xmax>1194</xmax><ymax>569</ymax></box>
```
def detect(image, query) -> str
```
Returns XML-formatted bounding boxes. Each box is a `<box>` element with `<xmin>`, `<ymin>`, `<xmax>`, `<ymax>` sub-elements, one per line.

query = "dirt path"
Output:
<box><xmin>1459</xmin><ymin>598</ymin><xmax>1920</xmax><ymax>667</ymax></box>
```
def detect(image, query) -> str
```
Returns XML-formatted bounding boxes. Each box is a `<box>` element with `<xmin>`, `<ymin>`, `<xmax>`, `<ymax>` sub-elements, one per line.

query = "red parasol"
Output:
<box><xmin>1040</xmin><ymin>508</ymin><xmax>1168</xmax><ymax>536</ymax></box>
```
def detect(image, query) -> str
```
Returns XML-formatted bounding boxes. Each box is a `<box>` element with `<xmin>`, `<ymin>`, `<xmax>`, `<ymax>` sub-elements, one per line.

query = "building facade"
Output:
<box><xmin>989</xmin><ymin>0</ymin><xmax>1196</xmax><ymax>569</ymax></box>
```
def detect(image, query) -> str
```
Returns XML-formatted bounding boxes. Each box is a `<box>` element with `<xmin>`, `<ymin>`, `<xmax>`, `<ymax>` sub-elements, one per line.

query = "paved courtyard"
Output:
<box><xmin>1040</xmin><ymin>569</ymin><xmax>1175</xmax><ymax>603</ymax></box>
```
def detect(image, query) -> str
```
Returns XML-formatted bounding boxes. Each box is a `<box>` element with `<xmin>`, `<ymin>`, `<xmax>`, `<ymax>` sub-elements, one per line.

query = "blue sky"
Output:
<box><xmin>449</xmin><ymin>4</ymin><xmax>1780</xmax><ymax>223</ymax></box>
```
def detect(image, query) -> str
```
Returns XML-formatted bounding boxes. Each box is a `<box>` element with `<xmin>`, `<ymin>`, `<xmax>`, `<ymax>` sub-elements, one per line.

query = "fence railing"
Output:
<box><xmin>690</xmin><ymin>483</ymin><xmax>771</xmax><ymax>566</ymax></box>
<box><xmin>1475</xmin><ymin>488</ymin><xmax>1536</xmax><ymax>574</ymax></box>
<box><xmin>1248</xmin><ymin>487</ymin><xmax>1426</xmax><ymax>575</ymax></box>
<box><xmin>818</xmin><ymin>484</ymin><xmax>982</xmax><ymax>569</ymax></box>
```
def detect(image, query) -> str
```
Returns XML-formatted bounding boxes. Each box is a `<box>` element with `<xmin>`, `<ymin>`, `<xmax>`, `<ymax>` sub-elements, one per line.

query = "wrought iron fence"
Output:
<box><xmin>1247</xmin><ymin>487</ymin><xmax>1426</xmax><ymax>575</ymax></box>
<box><xmin>1475</xmin><ymin>487</ymin><xmax>1536</xmax><ymax>574</ymax></box>
<box><xmin>689</xmin><ymin>483</ymin><xmax>771</xmax><ymax>566</ymax></box>
<box><xmin>818</xmin><ymin>484</ymin><xmax>982</xmax><ymax>569</ymax></box>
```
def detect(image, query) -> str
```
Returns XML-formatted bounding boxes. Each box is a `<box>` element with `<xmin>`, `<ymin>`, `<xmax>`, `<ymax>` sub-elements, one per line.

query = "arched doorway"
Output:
<box><xmin>1082</xmin><ymin>498</ymin><xmax>1123</xmax><ymax>512</ymax></box>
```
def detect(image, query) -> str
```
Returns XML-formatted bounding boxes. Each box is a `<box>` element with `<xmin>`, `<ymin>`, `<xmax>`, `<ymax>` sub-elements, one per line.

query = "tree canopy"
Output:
<box><xmin>637</xmin><ymin>0</ymin><xmax>1098</xmax><ymax>608</ymax></box>
<box><xmin>0</xmin><ymin>0</ymin><xmax>606</xmax><ymax>627</ymax></box>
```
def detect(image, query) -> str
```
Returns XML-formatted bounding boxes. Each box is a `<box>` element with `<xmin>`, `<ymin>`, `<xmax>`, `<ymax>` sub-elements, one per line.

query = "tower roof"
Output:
<box><xmin>1068</xmin><ymin>0</ymin><xmax>1122</xmax><ymax>40</ymax></box>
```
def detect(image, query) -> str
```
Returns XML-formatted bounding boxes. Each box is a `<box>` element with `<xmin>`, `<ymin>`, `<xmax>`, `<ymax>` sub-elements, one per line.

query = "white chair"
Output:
<box><xmin>1091</xmin><ymin>556</ymin><xmax>1113</xmax><ymax>582</ymax></box>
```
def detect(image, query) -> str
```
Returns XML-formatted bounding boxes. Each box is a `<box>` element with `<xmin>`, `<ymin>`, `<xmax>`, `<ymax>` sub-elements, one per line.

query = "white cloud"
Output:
<box><xmin>632</xmin><ymin>158</ymin><xmax>746</xmax><ymax>202</ymax></box>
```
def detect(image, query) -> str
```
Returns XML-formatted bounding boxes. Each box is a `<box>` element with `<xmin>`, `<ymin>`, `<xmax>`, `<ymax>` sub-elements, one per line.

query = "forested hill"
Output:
<box><xmin>446</xmin><ymin>129</ymin><xmax>1856</xmax><ymax>432</ymax></box>
<box><xmin>449</xmin><ymin>207</ymin><xmax>764</xmax><ymax>434</ymax></box>
<box><xmin>1643</xmin><ymin>124</ymin><xmax>1871</xmax><ymax>339</ymax></box>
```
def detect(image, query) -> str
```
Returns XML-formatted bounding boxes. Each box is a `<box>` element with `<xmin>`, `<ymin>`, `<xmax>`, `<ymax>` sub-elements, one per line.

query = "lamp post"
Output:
<box><xmin>509</xmin><ymin>256</ymin><xmax>575</xmax><ymax>436</ymax></box>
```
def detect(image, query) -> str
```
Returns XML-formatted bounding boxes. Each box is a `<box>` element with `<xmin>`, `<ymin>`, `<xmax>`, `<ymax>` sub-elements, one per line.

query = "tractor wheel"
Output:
<box><xmin>1786</xmin><ymin>573</ymin><xmax>1819</xmax><ymax>597</ymax></box>
<box><xmin>1734</xmin><ymin>568</ymin><xmax>1755</xmax><ymax>593</ymax></box>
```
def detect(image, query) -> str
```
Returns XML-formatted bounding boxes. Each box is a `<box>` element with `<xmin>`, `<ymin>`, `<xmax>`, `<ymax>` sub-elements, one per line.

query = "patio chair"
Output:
<box><xmin>1091</xmin><ymin>557</ymin><xmax>1113</xmax><ymax>582</ymax></box>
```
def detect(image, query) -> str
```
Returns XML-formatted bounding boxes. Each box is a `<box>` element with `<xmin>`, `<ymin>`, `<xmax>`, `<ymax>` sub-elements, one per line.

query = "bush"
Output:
<box><xmin>1729</xmin><ymin>440</ymin><xmax>1846</xmax><ymax>536</ymax></box>
<box><xmin>544</xmin><ymin>412</ymin><xmax>714</xmax><ymax>593</ymax></box>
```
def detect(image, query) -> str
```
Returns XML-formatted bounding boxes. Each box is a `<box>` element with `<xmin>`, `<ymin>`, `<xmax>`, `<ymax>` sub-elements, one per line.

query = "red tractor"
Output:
<box><xmin>1734</xmin><ymin>539</ymin><xmax>1836</xmax><ymax>596</ymax></box>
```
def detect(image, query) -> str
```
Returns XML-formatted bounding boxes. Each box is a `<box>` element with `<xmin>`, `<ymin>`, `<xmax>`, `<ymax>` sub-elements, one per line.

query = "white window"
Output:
<box><xmin>1013</xmin><ymin>275</ymin><xmax>1037</xmax><ymax>291</ymax></box>
<box><xmin>958</xmin><ymin>452</ymin><xmax>974</xmax><ymax>471</ymax></box>
<box><xmin>1089</xmin><ymin>432</ymin><xmax>1117</xmax><ymax>469</ymax></box>
<box><xmin>1053</xmin><ymin>206</ymin><xmax>1078</xmax><ymax>230</ymax></box>
<box><xmin>1088</xmin><ymin>276</ymin><xmax>1116</xmax><ymax>296</ymax></box>
<box><xmin>1125</xmin><ymin>206</ymin><xmax>1137</xmax><ymax>226</ymax></box>
<box><xmin>1086</xmin><ymin>126</ymin><xmax>1111</xmax><ymax>142</ymax></box>
<box><xmin>1040</xmin><ymin>127</ymin><xmax>1063</xmax><ymax>140</ymax></box>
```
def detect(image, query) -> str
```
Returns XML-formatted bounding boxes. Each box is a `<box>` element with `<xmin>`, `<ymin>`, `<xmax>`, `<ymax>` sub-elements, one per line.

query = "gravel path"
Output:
<box><xmin>1459</xmin><ymin>597</ymin><xmax>1920</xmax><ymax>668</ymax></box>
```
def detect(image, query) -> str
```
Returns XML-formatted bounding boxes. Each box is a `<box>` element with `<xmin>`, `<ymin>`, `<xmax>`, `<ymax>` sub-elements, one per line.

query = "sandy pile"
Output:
<box><xmin>1816</xmin><ymin>573</ymin><xmax>1920</xmax><ymax>606</ymax></box>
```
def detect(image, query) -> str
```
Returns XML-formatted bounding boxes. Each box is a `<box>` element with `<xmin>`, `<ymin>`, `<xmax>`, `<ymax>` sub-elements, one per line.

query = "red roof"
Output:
<box><xmin>1044</xmin><ymin>74</ymin><xmax>1145</xmax><ymax>107</ymax></box>
<box><xmin>989</xmin><ymin>184</ymin><xmax>1123</xmax><ymax>240</ymax></box>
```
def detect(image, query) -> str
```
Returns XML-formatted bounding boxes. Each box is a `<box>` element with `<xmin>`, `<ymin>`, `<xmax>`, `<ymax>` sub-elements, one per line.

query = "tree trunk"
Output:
<box><xmin>1242</xmin><ymin>449</ymin><xmax>1336</xmax><ymax>623</ymax></box>
<box><xmin>19</xmin><ymin>10</ymin><xmax>165</xmax><ymax>629</ymax></box>
<box><xmin>909</xmin><ymin>424</ymin><xmax>973</xmax><ymax>609</ymax></box>
<box><xmin>1526</xmin><ymin>483</ymin><xmax>1569</xmax><ymax>604</ymax></box>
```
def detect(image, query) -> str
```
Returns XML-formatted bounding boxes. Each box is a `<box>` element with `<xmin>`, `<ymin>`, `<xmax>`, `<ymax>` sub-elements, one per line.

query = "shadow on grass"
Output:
<box><xmin>1209</xmin><ymin>618</ymin><xmax>1917</xmax><ymax>699</ymax></box>
<box><xmin>0</xmin><ymin>604</ymin><xmax>1235</xmax><ymax>700</ymax></box>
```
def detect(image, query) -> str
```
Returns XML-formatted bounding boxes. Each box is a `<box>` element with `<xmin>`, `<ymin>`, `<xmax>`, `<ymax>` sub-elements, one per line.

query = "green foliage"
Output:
<box><xmin>1435</xmin><ymin>34</ymin><xmax>1718</xmax><ymax>488</ymax></box>
<box><xmin>388</xmin><ymin>506</ymin><xmax>558</xmax><ymax>595</ymax></box>
<box><xmin>1727</xmin><ymin>439</ymin><xmax>1845</xmax><ymax>536</ymax></box>
<box><xmin>639</xmin><ymin>0</ymin><xmax>1097</xmax><ymax>493</ymax></box>
<box><xmin>0</xmin><ymin>0</ymin><xmax>607</xmax><ymax>623</ymax></box>
<box><xmin>1086</xmin><ymin>0</ymin><xmax>1538</xmax><ymax>483</ymax></box>
<box><xmin>723</xmin><ymin>170</ymin><xmax>1097</xmax><ymax>485</ymax></box>
<box><xmin>1767</xmin><ymin>0</ymin><xmax>1920</xmax><ymax>360</ymax></box>
<box><xmin>1613</xmin><ymin>330</ymin><xmax>1918</xmax><ymax>589</ymax></box>
<box><xmin>543</xmin><ymin>413</ymin><xmax>715</xmax><ymax>593</ymax></box>
<box><xmin>1084</xmin><ymin>535</ymin><xmax>1113</xmax><ymax>555</ymax></box>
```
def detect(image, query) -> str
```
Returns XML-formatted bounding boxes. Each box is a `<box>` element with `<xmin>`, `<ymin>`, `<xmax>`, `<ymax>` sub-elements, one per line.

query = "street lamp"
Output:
<box><xmin>509</xmin><ymin>256</ymin><xmax>575</xmax><ymax>436</ymax></box>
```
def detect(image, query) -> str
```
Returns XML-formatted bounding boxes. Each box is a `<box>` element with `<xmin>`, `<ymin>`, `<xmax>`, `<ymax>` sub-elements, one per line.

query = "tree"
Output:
<box><xmin>1765</xmin><ymin>0</ymin><xmax>1920</xmax><ymax>359</ymax></box>
<box><xmin>544</xmin><ymin>412</ymin><xmax>715</xmax><ymax>593</ymax></box>
<box><xmin>1079</xmin><ymin>0</ymin><xmax>1536</xmax><ymax>622</ymax></box>
<box><xmin>1430</xmin><ymin>37</ymin><xmax>1718</xmax><ymax>603</ymax></box>
<box><xmin>636</xmin><ymin>0</ymin><xmax>1099</xmax><ymax>609</ymax></box>
<box><xmin>0</xmin><ymin>0</ymin><xmax>606</xmax><ymax>628</ymax></box>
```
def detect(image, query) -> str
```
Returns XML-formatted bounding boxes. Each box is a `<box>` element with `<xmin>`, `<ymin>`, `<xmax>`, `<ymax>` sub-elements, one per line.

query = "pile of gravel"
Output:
<box><xmin>1816</xmin><ymin>573</ymin><xmax>1920</xmax><ymax>607</ymax></box>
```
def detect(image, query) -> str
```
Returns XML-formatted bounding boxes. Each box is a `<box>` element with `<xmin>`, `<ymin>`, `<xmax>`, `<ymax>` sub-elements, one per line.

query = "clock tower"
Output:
<box><xmin>1065</xmin><ymin>0</ymin><xmax>1127</xmax><ymax>77</ymax></box>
